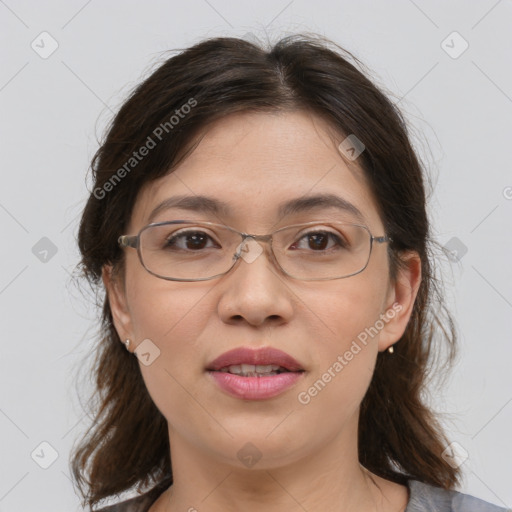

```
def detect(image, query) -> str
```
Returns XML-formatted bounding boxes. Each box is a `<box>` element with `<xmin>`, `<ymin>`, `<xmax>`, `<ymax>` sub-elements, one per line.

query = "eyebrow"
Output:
<box><xmin>146</xmin><ymin>193</ymin><xmax>366</xmax><ymax>224</ymax></box>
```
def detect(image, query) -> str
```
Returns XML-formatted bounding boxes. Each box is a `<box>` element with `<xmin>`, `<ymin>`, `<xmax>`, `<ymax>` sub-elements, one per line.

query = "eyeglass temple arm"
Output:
<box><xmin>118</xmin><ymin>235</ymin><xmax>138</xmax><ymax>249</ymax></box>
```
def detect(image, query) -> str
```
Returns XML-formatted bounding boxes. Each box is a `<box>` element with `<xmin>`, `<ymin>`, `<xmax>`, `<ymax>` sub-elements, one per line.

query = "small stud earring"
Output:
<box><xmin>388</xmin><ymin>345</ymin><xmax>394</xmax><ymax>354</ymax></box>
<box><xmin>124</xmin><ymin>339</ymin><xmax>131</xmax><ymax>351</ymax></box>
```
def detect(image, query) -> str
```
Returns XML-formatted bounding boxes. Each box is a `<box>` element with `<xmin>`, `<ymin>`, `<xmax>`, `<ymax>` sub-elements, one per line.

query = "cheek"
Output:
<box><xmin>294</xmin><ymin>275</ymin><xmax>386</xmax><ymax>407</ymax></box>
<box><xmin>299</xmin><ymin>271</ymin><xmax>387</xmax><ymax>349</ymax></box>
<box><xmin>127</xmin><ymin>273</ymin><xmax>211</xmax><ymax>345</ymax></box>
<box><xmin>125</xmin><ymin>277</ymin><xmax>214</xmax><ymax>428</ymax></box>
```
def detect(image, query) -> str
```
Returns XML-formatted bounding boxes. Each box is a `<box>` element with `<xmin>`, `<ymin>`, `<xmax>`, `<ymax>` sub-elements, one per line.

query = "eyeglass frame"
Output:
<box><xmin>118</xmin><ymin>219</ymin><xmax>393</xmax><ymax>282</ymax></box>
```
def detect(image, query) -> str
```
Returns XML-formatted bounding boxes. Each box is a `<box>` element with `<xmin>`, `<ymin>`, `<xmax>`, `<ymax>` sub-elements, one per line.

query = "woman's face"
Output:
<box><xmin>106</xmin><ymin>110</ymin><xmax>419</xmax><ymax>470</ymax></box>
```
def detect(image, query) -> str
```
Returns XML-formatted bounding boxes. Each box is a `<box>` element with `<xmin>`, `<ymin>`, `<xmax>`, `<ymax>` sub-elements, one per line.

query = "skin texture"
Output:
<box><xmin>104</xmin><ymin>111</ymin><xmax>421</xmax><ymax>512</ymax></box>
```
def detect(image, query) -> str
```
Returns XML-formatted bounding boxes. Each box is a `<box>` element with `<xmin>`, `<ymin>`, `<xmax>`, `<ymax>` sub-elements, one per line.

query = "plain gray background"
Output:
<box><xmin>1</xmin><ymin>1</ymin><xmax>511</xmax><ymax>510</ymax></box>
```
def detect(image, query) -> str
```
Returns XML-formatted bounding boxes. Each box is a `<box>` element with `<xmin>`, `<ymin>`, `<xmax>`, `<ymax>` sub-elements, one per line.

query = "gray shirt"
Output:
<box><xmin>96</xmin><ymin>479</ymin><xmax>511</xmax><ymax>511</ymax></box>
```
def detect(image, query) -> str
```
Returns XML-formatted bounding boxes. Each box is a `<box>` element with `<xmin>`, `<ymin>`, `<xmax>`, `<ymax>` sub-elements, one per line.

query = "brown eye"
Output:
<box><xmin>291</xmin><ymin>231</ymin><xmax>347</xmax><ymax>251</ymax></box>
<box><xmin>164</xmin><ymin>230</ymin><xmax>219</xmax><ymax>251</ymax></box>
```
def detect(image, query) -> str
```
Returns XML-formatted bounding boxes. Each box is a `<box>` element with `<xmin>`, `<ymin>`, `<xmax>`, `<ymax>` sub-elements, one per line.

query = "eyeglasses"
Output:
<box><xmin>118</xmin><ymin>220</ymin><xmax>392</xmax><ymax>282</ymax></box>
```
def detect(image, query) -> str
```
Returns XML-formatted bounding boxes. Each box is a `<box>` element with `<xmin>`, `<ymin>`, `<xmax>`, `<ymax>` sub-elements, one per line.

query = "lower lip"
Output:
<box><xmin>208</xmin><ymin>371</ymin><xmax>304</xmax><ymax>400</ymax></box>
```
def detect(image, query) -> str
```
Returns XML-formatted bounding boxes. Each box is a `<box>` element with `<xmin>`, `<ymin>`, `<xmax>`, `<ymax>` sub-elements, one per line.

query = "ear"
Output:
<box><xmin>378</xmin><ymin>251</ymin><xmax>422</xmax><ymax>352</ymax></box>
<box><xmin>102</xmin><ymin>264</ymin><xmax>133</xmax><ymax>344</ymax></box>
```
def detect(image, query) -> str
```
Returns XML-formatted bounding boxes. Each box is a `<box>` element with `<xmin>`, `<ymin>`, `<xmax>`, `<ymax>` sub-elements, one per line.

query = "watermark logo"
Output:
<box><xmin>338</xmin><ymin>134</ymin><xmax>365</xmax><ymax>161</ymax></box>
<box><xmin>443</xmin><ymin>236</ymin><xmax>468</xmax><ymax>262</ymax></box>
<box><xmin>32</xmin><ymin>237</ymin><xmax>58</xmax><ymax>263</ymax></box>
<box><xmin>241</xmin><ymin>32</ymin><xmax>260</xmax><ymax>46</ymax></box>
<box><xmin>31</xmin><ymin>441</ymin><xmax>59</xmax><ymax>469</ymax></box>
<box><xmin>237</xmin><ymin>442</ymin><xmax>262</xmax><ymax>468</ymax></box>
<box><xmin>236</xmin><ymin>239</ymin><xmax>264</xmax><ymax>264</ymax></box>
<box><xmin>134</xmin><ymin>338</ymin><xmax>161</xmax><ymax>366</ymax></box>
<box><xmin>441</xmin><ymin>31</ymin><xmax>469</xmax><ymax>59</ymax></box>
<box><xmin>441</xmin><ymin>441</ymin><xmax>469</xmax><ymax>468</ymax></box>
<box><xmin>31</xmin><ymin>31</ymin><xmax>59</xmax><ymax>59</ymax></box>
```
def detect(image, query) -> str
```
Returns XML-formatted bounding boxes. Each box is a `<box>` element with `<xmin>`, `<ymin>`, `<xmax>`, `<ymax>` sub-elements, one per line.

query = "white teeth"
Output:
<box><xmin>219</xmin><ymin>364</ymin><xmax>286</xmax><ymax>376</ymax></box>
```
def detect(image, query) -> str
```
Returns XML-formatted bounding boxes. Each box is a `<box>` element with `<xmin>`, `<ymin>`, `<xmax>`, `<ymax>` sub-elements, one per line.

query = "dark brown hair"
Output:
<box><xmin>71</xmin><ymin>33</ymin><xmax>460</xmax><ymax>510</ymax></box>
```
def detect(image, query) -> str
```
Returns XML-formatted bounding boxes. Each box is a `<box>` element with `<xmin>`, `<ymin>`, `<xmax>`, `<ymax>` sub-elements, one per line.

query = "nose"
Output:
<box><xmin>216</xmin><ymin>239</ymin><xmax>294</xmax><ymax>327</ymax></box>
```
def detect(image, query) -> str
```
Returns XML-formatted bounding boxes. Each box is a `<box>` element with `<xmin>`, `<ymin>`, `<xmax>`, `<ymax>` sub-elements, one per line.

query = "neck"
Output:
<box><xmin>151</xmin><ymin>418</ymin><xmax>399</xmax><ymax>512</ymax></box>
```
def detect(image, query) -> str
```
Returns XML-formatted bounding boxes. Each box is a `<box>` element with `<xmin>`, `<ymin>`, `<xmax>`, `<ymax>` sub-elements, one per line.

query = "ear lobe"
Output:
<box><xmin>378</xmin><ymin>251</ymin><xmax>422</xmax><ymax>352</ymax></box>
<box><xmin>102</xmin><ymin>264</ymin><xmax>133</xmax><ymax>342</ymax></box>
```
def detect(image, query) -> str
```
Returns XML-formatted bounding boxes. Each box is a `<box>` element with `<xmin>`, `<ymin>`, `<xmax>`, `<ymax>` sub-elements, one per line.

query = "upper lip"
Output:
<box><xmin>206</xmin><ymin>346</ymin><xmax>304</xmax><ymax>372</ymax></box>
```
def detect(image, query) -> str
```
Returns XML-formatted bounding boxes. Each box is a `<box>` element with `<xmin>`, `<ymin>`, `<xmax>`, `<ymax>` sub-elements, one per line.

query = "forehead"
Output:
<box><xmin>131</xmin><ymin>111</ymin><xmax>383</xmax><ymax>232</ymax></box>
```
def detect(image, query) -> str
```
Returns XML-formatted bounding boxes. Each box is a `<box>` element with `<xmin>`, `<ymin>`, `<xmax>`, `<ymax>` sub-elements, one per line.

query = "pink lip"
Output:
<box><xmin>208</xmin><ymin>371</ymin><xmax>304</xmax><ymax>400</ymax></box>
<box><xmin>206</xmin><ymin>346</ymin><xmax>305</xmax><ymax>401</ymax></box>
<box><xmin>206</xmin><ymin>346</ymin><xmax>304</xmax><ymax>372</ymax></box>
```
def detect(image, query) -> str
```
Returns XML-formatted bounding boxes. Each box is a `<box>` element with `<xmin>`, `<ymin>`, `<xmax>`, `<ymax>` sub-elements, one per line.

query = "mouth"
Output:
<box><xmin>214</xmin><ymin>364</ymin><xmax>298</xmax><ymax>377</ymax></box>
<box><xmin>206</xmin><ymin>346</ymin><xmax>305</xmax><ymax>374</ymax></box>
<box><xmin>206</xmin><ymin>346</ymin><xmax>305</xmax><ymax>400</ymax></box>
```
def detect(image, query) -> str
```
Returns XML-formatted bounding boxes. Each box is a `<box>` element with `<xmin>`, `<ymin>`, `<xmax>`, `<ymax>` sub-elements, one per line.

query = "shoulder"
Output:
<box><xmin>406</xmin><ymin>479</ymin><xmax>511</xmax><ymax>512</ymax></box>
<box><xmin>93</xmin><ymin>476</ymin><xmax>172</xmax><ymax>512</ymax></box>
<box><xmin>94</xmin><ymin>492</ymin><xmax>155</xmax><ymax>512</ymax></box>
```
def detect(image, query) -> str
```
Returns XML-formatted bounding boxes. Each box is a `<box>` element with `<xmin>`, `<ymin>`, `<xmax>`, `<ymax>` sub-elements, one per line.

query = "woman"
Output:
<box><xmin>71</xmin><ymin>34</ymin><xmax>508</xmax><ymax>512</ymax></box>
